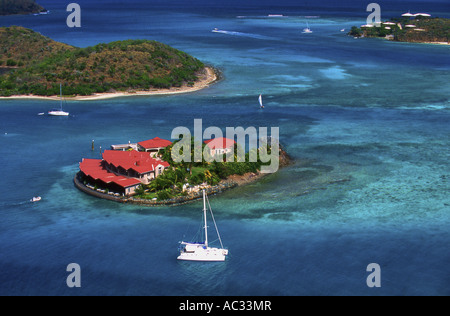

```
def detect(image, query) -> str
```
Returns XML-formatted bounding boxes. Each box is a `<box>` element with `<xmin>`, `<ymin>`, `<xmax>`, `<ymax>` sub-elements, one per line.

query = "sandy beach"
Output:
<box><xmin>420</xmin><ymin>41</ymin><xmax>450</xmax><ymax>46</ymax></box>
<box><xmin>0</xmin><ymin>66</ymin><xmax>218</xmax><ymax>101</ymax></box>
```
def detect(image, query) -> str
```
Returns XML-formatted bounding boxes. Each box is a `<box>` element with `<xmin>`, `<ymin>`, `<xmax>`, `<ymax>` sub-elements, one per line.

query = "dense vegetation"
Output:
<box><xmin>134</xmin><ymin>138</ymin><xmax>273</xmax><ymax>201</ymax></box>
<box><xmin>0</xmin><ymin>26</ymin><xmax>73</xmax><ymax>68</ymax></box>
<box><xmin>0</xmin><ymin>26</ymin><xmax>206</xmax><ymax>96</ymax></box>
<box><xmin>0</xmin><ymin>0</ymin><xmax>45</xmax><ymax>15</ymax></box>
<box><xmin>349</xmin><ymin>17</ymin><xmax>449</xmax><ymax>44</ymax></box>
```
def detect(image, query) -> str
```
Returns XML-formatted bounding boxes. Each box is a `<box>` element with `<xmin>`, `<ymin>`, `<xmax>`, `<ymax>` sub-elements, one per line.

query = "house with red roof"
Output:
<box><xmin>102</xmin><ymin>150</ymin><xmax>170</xmax><ymax>184</ymax></box>
<box><xmin>137</xmin><ymin>137</ymin><xmax>172</xmax><ymax>156</ymax></box>
<box><xmin>79</xmin><ymin>149</ymin><xmax>170</xmax><ymax>196</ymax></box>
<box><xmin>204</xmin><ymin>137</ymin><xmax>236</xmax><ymax>157</ymax></box>
<box><xmin>79</xmin><ymin>158</ymin><xmax>142</xmax><ymax>196</ymax></box>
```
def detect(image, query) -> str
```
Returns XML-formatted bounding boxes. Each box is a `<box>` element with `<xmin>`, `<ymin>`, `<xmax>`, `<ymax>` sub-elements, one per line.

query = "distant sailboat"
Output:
<box><xmin>48</xmin><ymin>84</ymin><xmax>69</xmax><ymax>116</ymax></box>
<box><xmin>259</xmin><ymin>94</ymin><xmax>264</xmax><ymax>109</ymax></box>
<box><xmin>178</xmin><ymin>190</ymin><xmax>228</xmax><ymax>262</ymax></box>
<box><xmin>302</xmin><ymin>22</ymin><xmax>313</xmax><ymax>34</ymax></box>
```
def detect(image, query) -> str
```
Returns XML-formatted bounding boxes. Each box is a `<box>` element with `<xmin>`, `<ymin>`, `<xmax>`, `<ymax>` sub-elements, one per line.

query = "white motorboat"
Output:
<box><xmin>48</xmin><ymin>84</ymin><xmax>69</xmax><ymax>116</ymax></box>
<box><xmin>178</xmin><ymin>190</ymin><xmax>229</xmax><ymax>262</ymax></box>
<box><xmin>30</xmin><ymin>196</ymin><xmax>42</xmax><ymax>202</ymax></box>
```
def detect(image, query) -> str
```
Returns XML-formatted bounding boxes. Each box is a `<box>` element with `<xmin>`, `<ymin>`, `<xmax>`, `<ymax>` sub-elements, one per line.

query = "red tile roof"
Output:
<box><xmin>204</xmin><ymin>137</ymin><xmax>236</xmax><ymax>150</ymax></box>
<box><xmin>102</xmin><ymin>150</ymin><xmax>170</xmax><ymax>174</ymax></box>
<box><xmin>138</xmin><ymin>137</ymin><xmax>172</xmax><ymax>150</ymax></box>
<box><xmin>79</xmin><ymin>159</ymin><xmax>141</xmax><ymax>188</ymax></box>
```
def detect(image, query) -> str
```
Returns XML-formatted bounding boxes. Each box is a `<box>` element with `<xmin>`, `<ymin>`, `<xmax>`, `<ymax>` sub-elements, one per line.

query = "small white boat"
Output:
<box><xmin>30</xmin><ymin>196</ymin><xmax>42</xmax><ymax>202</ymax></box>
<box><xmin>178</xmin><ymin>190</ymin><xmax>229</xmax><ymax>262</ymax></box>
<box><xmin>302</xmin><ymin>22</ymin><xmax>313</xmax><ymax>34</ymax></box>
<box><xmin>48</xmin><ymin>84</ymin><xmax>69</xmax><ymax>116</ymax></box>
<box><xmin>340</xmin><ymin>28</ymin><xmax>346</xmax><ymax>32</ymax></box>
<box><xmin>38</xmin><ymin>112</ymin><xmax>45</xmax><ymax>116</ymax></box>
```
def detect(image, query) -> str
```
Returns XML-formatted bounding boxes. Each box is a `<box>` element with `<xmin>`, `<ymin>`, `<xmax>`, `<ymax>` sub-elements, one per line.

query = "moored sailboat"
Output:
<box><xmin>178</xmin><ymin>190</ymin><xmax>229</xmax><ymax>262</ymax></box>
<box><xmin>48</xmin><ymin>84</ymin><xmax>69</xmax><ymax>116</ymax></box>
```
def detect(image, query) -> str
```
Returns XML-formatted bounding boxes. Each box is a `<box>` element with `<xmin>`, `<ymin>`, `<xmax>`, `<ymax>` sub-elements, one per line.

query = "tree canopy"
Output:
<box><xmin>0</xmin><ymin>26</ymin><xmax>206</xmax><ymax>96</ymax></box>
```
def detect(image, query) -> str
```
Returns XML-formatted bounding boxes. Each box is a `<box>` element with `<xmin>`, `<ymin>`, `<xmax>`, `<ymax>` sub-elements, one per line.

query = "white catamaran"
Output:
<box><xmin>178</xmin><ymin>190</ymin><xmax>229</xmax><ymax>262</ymax></box>
<box><xmin>48</xmin><ymin>84</ymin><xmax>69</xmax><ymax>116</ymax></box>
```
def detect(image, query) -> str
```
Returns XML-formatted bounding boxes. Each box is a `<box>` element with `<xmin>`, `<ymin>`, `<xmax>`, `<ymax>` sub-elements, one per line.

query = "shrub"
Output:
<box><xmin>6</xmin><ymin>59</ymin><xmax>17</xmax><ymax>67</ymax></box>
<box><xmin>157</xmin><ymin>190</ymin><xmax>172</xmax><ymax>201</ymax></box>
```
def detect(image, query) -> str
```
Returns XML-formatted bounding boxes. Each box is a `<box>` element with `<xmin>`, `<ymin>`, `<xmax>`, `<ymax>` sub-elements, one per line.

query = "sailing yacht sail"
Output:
<box><xmin>177</xmin><ymin>190</ymin><xmax>229</xmax><ymax>261</ymax></box>
<box><xmin>48</xmin><ymin>84</ymin><xmax>69</xmax><ymax>116</ymax></box>
<box><xmin>259</xmin><ymin>94</ymin><xmax>264</xmax><ymax>108</ymax></box>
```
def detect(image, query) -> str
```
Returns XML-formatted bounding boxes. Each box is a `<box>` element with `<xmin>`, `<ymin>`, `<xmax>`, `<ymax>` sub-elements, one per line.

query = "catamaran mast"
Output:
<box><xmin>203</xmin><ymin>190</ymin><xmax>208</xmax><ymax>247</ymax></box>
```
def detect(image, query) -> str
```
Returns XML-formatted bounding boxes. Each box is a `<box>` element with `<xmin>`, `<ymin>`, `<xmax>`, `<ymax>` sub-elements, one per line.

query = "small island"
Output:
<box><xmin>349</xmin><ymin>13</ymin><xmax>449</xmax><ymax>45</ymax></box>
<box><xmin>0</xmin><ymin>0</ymin><xmax>46</xmax><ymax>16</ymax></box>
<box><xmin>0</xmin><ymin>26</ymin><xmax>217</xmax><ymax>99</ymax></box>
<box><xmin>74</xmin><ymin>136</ymin><xmax>292</xmax><ymax>206</ymax></box>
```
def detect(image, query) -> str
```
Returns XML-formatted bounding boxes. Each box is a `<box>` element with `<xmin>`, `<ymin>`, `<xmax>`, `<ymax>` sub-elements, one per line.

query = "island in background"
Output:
<box><xmin>0</xmin><ymin>26</ymin><xmax>217</xmax><ymax>99</ymax></box>
<box><xmin>0</xmin><ymin>0</ymin><xmax>46</xmax><ymax>16</ymax></box>
<box><xmin>349</xmin><ymin>14</ymin><xmax>449</xmax><ymax>45</ymax></box>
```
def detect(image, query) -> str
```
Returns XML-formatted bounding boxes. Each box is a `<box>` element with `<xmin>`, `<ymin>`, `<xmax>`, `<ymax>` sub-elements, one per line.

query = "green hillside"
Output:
<box><xmin>0</xmin><ymin>26</ymin><xmax>206</xmax><ymax>96</ymax></box>
<box><xmin>0</xmin><ymin>26</ymin><xmax>74</xmax><ymax>68</ymax></box>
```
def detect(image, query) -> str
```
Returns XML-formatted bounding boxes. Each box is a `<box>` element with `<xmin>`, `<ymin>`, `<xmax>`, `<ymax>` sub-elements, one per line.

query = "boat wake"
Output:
<box><xmin>212</xmin><ymin>29</ymin><xmax>273</xmax><ymax>40</ymax></box>
<box><xmin>1</xmin><ymin>200</ymin><xmax>31</xmax><ymax>208</ymax></box>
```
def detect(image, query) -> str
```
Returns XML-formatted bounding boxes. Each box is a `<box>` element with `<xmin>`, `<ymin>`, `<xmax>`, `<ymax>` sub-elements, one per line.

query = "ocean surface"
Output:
<box><xmin>0</xmin><ymin>0</ymin><xmax>449</xmax><ymax>295</ymax></box>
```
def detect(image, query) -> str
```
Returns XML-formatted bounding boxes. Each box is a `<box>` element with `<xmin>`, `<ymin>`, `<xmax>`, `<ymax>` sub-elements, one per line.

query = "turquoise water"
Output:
<box><xmin>0</xmin><ymin>0</ymin><xmax>449</xmax><ymax>295</ymax></box>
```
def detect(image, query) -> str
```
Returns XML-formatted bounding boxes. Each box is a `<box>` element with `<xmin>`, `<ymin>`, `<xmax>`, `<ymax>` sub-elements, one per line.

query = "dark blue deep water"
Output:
<box><xmin>0</xmin><ymin>0</ymin><xmax>449</xmax><ymax>295</ymax></box>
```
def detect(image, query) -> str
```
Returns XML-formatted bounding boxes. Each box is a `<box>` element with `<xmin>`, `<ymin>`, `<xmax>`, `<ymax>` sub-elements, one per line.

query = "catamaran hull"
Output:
<box><xmin>48</xmin><ymin>111</ymin><xmax>69</xmax><ymax>116</ymax></box>
<box><xmin>177</xmin><ymin>253</ymin><xmax>226</xmax><ymax>262</ymax></box>
<box><xmin>178</xmin><ymin>243</ymin><xmax>228</xmax><ymax>262</ymax></box>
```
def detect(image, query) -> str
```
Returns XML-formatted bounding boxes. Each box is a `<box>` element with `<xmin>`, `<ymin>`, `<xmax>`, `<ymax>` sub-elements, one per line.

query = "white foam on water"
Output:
<box><xmin>319</xmin><ymin>65</ymin><xmax>351</xmax><ymax>80</ymax></box>
<box><xmin>212</xmin><ymin>29</ymin><xmax>275</xmax><ymax>40</ymax></box>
